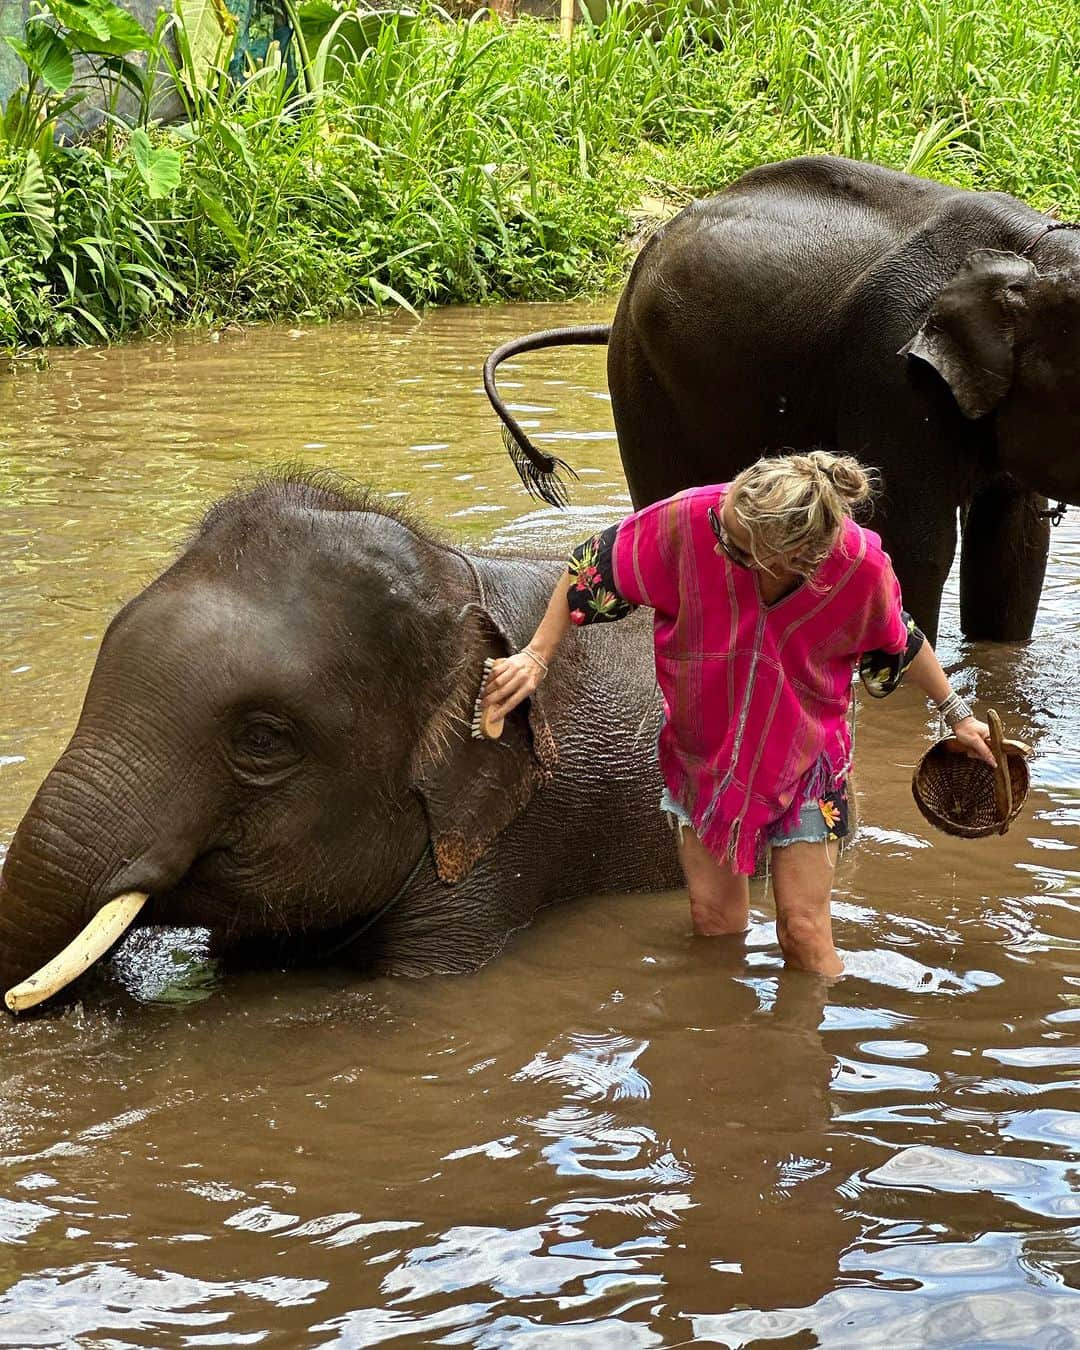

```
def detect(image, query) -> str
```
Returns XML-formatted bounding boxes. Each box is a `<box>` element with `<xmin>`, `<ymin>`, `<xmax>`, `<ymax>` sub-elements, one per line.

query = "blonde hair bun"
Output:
<box><xmin>804</xmin><ymin>449</ymin><xmax>876</xmax><ymax>510</ymax></box>
<box><xmin>727</xmin><ymin>448</ymin><xmax>880</xmax><ymax>580</ymax></box>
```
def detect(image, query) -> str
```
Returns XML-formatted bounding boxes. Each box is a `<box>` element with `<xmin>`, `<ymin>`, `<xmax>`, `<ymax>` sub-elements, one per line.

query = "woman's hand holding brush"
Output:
<box><xmin>472</xmin><ymin>570</ymin><xmax>574</xmax><ymax>739</ymax></box>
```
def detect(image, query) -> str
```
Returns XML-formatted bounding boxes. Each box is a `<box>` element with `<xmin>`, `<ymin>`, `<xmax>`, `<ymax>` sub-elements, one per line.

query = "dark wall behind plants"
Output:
<box><xmin>0</xmin><ymin>0</ymin><xmax>1078</xmax><ymax>352</ymax></box>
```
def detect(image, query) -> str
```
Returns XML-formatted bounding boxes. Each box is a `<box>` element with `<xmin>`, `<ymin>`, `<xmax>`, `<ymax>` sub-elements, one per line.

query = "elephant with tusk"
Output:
<box><xmin>0</xmin><ymin>475</ymin><xmax>681</xmax><ymax>1012</ymax></box>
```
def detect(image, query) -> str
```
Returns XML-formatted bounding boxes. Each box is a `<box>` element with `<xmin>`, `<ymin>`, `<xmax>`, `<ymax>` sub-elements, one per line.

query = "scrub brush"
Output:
<box><xmin>471</xmin><ymin>657</ymin><xmax>505</xmax><ymax>740</ymax></box>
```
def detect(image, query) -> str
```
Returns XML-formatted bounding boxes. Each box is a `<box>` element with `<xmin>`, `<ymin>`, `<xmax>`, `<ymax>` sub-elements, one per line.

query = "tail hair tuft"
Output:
<box><xmin>502</xmin><ymin>426</ymin><xmax>577</xmax><ymax>509</ymax></box>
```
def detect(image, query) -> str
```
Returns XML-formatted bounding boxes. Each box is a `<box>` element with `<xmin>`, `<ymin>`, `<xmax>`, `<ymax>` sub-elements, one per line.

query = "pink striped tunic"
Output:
<box><xmin>611</xmin><ymin>484</ymin><xmax>909</xmax><ymax>873</ymax></box>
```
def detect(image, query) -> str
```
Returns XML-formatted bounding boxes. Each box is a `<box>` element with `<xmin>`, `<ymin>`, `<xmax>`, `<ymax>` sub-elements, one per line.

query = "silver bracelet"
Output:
<box><xmin>936</xmin><ymin>690</ymin><xmax>972</xmax><ymax>729</ymax></box>
<box><xmin>522</xmin><ymin>647</ymin><xmax>549</xmax><ymax>676</ymax></box>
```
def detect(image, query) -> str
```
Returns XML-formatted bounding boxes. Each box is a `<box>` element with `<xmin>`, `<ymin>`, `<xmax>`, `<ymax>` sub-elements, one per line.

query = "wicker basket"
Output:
<box><xmin>912</xmin><ymin>708</ymin><xmax>1031</xmax><ymax>838</ymax></box>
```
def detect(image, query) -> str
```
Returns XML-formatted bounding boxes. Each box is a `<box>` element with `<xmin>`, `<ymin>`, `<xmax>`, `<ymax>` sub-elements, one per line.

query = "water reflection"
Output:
<box><xmin>0</xmin><ymin>307</ymin><xmax>1077</xmax><ymax>1345</ymax></box>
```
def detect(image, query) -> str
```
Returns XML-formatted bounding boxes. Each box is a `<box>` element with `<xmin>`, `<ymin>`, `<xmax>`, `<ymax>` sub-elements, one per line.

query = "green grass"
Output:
<box><xmin>1</xmin><ymin>0</ymin><xmax>1079</xmax><ymax>350</ymax></box>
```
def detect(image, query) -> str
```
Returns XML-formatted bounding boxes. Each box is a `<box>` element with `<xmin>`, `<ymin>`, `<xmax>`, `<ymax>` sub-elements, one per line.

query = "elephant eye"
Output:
<box><xmin>240</xmin><ymin>723</ymin><xmax>285</xmax><ymax>756</ymax></box>
<box><xmin>231</xmin><ymin>717</ymin><xmax>300</xmax><ymax>779</ymax></box>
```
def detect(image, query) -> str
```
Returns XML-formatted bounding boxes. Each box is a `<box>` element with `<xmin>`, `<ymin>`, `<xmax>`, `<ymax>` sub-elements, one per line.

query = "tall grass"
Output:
<box><xmin>691</xmin><ymin>0</ymin><xmax>1080</xmax><ymax>201</ymax></box>
<box><xmin>0</xmin><ymin>0</ymin><xmax>1078</xmax><ymax>350</ymax></box>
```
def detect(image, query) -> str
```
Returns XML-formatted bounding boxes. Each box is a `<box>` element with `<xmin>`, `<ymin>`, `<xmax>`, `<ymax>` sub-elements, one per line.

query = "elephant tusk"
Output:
<box><xmin>4</xmin><ymin>892</ymin><xmax>149</xmax><ymax>1013</ymax></box>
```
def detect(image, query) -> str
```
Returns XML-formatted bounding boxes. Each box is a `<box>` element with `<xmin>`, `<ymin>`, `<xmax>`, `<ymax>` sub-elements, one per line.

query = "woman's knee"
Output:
<box><xmin>689</xmin><ymin>885</ymin><xmax>748</xmax><ymax>935</ymax></box>
<box><xmin>776</xmin><ymin>906</ymin><xmax>831</xmax><ymax>956</ymax></box>
<box><xmin>680</xmin><ymin>831</ymin><xmax>749</xmax><ymax>933</ymax></box>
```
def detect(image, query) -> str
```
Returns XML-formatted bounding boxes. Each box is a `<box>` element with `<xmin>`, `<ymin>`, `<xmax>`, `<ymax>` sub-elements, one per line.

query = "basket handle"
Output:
<box><xmin>987</xmin><ymin>708</ymin><xmax>1012</xmax><ymax>834</ymax></box>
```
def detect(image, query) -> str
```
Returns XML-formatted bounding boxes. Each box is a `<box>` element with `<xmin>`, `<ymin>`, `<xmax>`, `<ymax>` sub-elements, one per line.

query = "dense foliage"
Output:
<box><xmin>1</xmin><ymin>0</ymin><xmax>1078</xmax><ymax>349</ymax></box>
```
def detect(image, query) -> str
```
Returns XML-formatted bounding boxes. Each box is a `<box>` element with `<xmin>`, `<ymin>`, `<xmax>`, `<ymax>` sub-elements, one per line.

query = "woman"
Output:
<box><xmin>482</xmin><ymin>451</ymin><xmax>995</xmax><ymax>977</ymax></box>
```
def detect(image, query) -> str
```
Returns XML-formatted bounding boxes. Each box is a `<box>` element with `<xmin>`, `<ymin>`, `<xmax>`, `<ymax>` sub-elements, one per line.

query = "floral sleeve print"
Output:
<box><xmin>858</xmin><ymin>611</ymin><xmax>926</xmax><ymax>698</ymax></box>
<box><xmin>567</xmin><ymin>523</ymin><xmax>636</xmax><ymax>626</ymax></box>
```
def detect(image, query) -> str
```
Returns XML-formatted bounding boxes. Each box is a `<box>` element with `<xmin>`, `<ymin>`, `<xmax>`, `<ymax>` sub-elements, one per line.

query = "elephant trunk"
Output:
<box><xmin>0</xmin><ymin>738</ymin><xmax>195</xmax><ymax>1011</ymax></box>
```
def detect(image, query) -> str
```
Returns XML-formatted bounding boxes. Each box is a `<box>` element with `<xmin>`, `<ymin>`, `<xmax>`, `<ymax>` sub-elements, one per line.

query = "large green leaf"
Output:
<box><xmin>19</xmin><ymin>23</ymin><xmax>76</xmax><ymax>92</ymax></box>
<box><xmin>64</xmin><ymin>22</ymin><xmax>151</xmax><ymax>57</ymax></box>
<box><xmin>296</xmin><ymin>0</ymin><xmax>336</xmax><ymax>48</ymax></box>
<box><xmin>173</xmin><ymin>0</ymin><xmax>236</xmax><ymax>95</ymax></box>
<box><xmin>48</xmin><ymin>0</ymin><xmax>111</xmax><ymax>43</ymax></box>
<box><xmin>82</xmin><ymin>10</ymin><xmax>152</xmax><ymax>55</ymax></box>
<box><xmin>130</xmin><ymin>129</ymin><xmax>182</xmax><ymax>199</ymax></box>
<box><xmin>15</xmin><ymin>151</ymin><xmax>55</xmax><ymax>257</ymax></box>
<box><xmin>298</xmin><ymin>3</ymin><xmax>413</xmax><ymax>76</ymax></box>
<box><xmin>51</xmin><ymin>0</ymin><xmax>151</xmax><ymax>54</ymax></box>
<box><xmin>310</xmin><ymin>10</ymin><xmax>371</xmax><ymax>90</ymax></box>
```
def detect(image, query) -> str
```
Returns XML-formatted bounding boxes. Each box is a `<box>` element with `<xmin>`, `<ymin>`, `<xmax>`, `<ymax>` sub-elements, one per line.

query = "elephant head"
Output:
<box><xmin>0</xmin><ymin>477</ymin><xmax>556</xmax><ymax>1011</ymax></box>
<box><xmin>900</xmin><ymin>243</ymin><xmax>1080</xmax><ymax>505</ymax></box>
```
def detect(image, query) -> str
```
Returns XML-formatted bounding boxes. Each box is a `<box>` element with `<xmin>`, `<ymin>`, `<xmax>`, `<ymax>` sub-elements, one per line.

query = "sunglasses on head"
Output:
<box><xmin>707</xmin><ymin>505</ymin><xmax>754</xmax><ymax>568</ymax></box>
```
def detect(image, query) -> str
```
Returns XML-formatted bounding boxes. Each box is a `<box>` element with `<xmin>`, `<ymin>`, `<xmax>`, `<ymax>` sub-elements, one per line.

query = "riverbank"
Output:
<box><xmin>1</xmin><ymin>0</ymin><xmax>1078</xmax><ymax>351</ymax></box>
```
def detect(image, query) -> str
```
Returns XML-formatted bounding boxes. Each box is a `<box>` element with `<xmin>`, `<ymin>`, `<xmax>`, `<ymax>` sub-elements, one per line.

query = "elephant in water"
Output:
<box><xmin>484</xmin><ymin>155</ymin><xmax>1080</xmax><ymax>645</ymax></box>
<box><xmin>0</xmin><ymin>476</ymin><xmax>681</xmax><ymax>1011</ymax></box>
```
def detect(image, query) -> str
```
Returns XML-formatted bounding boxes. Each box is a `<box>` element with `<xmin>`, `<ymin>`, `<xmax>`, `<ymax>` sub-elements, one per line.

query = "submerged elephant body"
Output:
<box><xmin>0</xmin><ymin>479</ymin><xmax>680</xmax><ymax>1007</ymax></box>
<box><xmin>487</xmin><ymin>156</ymin><xmax>1080</xmax><ymax>643</ymax></box>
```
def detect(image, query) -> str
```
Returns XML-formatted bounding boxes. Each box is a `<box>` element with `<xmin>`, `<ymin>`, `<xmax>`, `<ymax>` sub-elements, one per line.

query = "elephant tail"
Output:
<box><xmin>483</xmin><ymin>324</ymin><xmax>612</xmax><ymax>508</ymax></box>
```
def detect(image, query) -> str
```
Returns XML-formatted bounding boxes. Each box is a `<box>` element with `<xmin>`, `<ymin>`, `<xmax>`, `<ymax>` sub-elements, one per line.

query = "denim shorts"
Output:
<box><xmin>660</xmin><ymin>786</ymin><xmax>831</xmax><ymax>848</ymax></box>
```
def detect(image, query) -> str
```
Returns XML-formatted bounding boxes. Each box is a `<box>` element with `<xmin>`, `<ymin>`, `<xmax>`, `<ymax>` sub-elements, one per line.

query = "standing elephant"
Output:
<box><xmin>484</xmin><ymin>155</ymin><xmax>1080</xmax><ymax>644</ymax></box>
<box><xmin>0</xmin><ymin>476</ymin><xmax>680</xmax><ymax>1012</ymax></box>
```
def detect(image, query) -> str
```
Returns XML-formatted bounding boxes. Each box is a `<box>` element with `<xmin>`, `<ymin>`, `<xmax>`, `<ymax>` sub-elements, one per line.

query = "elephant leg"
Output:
<box><xmin>959</xmin><ymin>480</ymin><xmax>1050</xmax><ymax>641</ymax></box>
<box><xmin>836</xmin><ymin>386</ymin><xmax>971</xmax><ymax>647</ymax></box>
<box><xmin>853</xmin><ymin>462</ymin><xmax>959</xmax><ymax>648</ymax></box>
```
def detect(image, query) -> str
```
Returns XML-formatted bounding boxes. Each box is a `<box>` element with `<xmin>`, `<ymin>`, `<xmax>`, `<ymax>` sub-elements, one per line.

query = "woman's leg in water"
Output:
<box><xmin>770</xmin><ymin>841</ymin><xmax>842</xmax><ymax>976</ymax></box>
<box><xmin>678</xmin><ymin>827</ymin><xmax>750</xmax><ymax>936</ymax></box>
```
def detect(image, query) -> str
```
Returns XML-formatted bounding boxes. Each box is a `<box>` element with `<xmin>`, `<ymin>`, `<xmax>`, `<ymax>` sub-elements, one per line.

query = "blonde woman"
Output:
<box><xmin>483</xmin><ymin>451</ymin><xmax>995</xmax><ymax>977</ymax></box>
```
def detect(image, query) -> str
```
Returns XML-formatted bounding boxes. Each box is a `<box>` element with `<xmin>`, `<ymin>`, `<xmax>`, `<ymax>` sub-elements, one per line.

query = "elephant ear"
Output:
<box><xmin>410</xmin><ymin>603</ymin><xmax>558</xmax><ymax>885</ymax></box>
<box><xmin>899</xmin><ymin>249</ymin><xmax>1036</xmax><ymax>419</ymax></box>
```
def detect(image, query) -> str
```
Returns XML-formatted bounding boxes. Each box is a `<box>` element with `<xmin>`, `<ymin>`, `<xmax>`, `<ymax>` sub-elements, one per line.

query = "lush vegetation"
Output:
<box><xmin>1</xmin><ymin>0</ymin><xmax>1078</xmax><ymax>349</ymax></box>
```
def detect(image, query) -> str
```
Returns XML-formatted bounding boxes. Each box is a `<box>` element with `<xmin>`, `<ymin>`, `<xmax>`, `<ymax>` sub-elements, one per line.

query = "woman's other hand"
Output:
<box><xmin>951</xmin><ymin>715</ymin><xmax>997</xmax><ymax>766</ymax></box>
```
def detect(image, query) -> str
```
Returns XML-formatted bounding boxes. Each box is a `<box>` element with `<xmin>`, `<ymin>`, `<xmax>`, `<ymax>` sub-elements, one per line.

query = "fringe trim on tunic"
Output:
<box><xmin>770</xmin><ymin>750</ymin><xmax>842</xmax><ymax>840</ymax></box>
<box><xmin>666</xmin><ymin>748</ymin><xmax>845</xmax><ymax>876</ymax></box>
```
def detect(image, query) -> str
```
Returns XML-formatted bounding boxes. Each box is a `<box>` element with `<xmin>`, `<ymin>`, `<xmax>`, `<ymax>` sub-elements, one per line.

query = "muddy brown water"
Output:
<box><xmin>0</xmin><ymin>302</ymin><xmax>1078</xmax><ymax>1347</ymax></box>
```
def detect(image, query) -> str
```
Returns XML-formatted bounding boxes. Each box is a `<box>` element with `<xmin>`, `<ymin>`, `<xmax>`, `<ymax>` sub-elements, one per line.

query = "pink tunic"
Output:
<box><xmin>611</xmin><ymin>484</ymin><xmax>909</xmax><ymax>873</ymax></box>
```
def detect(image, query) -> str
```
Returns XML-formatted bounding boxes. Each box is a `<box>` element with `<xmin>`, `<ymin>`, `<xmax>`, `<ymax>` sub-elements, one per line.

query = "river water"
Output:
<box><xmin>0</xmin><ymin>303</ymin><xmax>1078</xmax><ymax>1347</ymax></box>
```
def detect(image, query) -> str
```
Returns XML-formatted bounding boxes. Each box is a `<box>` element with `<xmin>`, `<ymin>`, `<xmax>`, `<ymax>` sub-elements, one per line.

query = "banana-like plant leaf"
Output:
<box><xmin>15</xmin><ymin>151</ymin><xmax>56</xmax><ymax>257</ymax></box>
<box><xmin>173</xmin><ymin>0</ymin><xmax>236</xmax><ymax>96</ymax></box>
<box><xmin>130</xmin><ymin>129</ymin><xmax>182</xmax><ymax>199</ymax></box>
